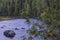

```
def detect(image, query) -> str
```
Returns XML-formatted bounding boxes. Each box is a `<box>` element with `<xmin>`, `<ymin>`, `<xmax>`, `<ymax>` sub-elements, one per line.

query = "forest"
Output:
<box><xmin>0</xmin><ymin>0</ymin><xmax>60</xmax><ymax>40</ymax></box>
<box><xmin>0</xmin><ymin>0</ymin><xmax>59</xmax><ymax>18</ymax></box>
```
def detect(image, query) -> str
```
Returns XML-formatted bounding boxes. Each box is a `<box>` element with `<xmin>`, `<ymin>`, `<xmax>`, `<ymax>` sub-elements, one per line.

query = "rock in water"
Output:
<box><xmin>4</xmin><ymin>30</ymin><xmax>16</xmax><ymax>39</ymax></box>
<box><xmin>15</xmin><ymin>28</ymin><xmax>19</xmax><ymax>30</ymax></box>
<box><xmin>21</xmin><ymin>28</ymin><xmax>25</xmax><ymax>29</ymax></box>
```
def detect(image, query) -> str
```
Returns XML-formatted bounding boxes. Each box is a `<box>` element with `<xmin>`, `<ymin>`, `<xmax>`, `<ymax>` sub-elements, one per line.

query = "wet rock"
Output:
<box><xmin>21</xmin><ymin>28</ymin><xmax>25</xmax><ymax>29</ymax></box>
<box><xmin>1</xmin><ymin>27</ymin><xmax>4</xmax><ymax>29</ymax></box>
<box><xmin>4</xmin><ymin>30</ymin><xmax>16</xmax><ymax>39</ymax></box>
<box><xmin>3</xmin><ymin>25</ymin><xmax>6</xmax><ymax>27</ymax></box>
<box><xmin>15</xmin><ymin>28</ymin><xmax>19</xmax><ymax>30</ymax></box>
<box><xmin>1</xmin><ymin>25</ymin><xmax>6</xmax><ymax>29</ymax></box>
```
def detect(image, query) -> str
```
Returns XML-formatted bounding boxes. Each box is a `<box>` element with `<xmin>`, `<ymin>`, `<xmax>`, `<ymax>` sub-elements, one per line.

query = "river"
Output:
<box><xmin>0</xmin><ymin>19</ymin><xmax>47</xmax><ymax>40</ymax></box>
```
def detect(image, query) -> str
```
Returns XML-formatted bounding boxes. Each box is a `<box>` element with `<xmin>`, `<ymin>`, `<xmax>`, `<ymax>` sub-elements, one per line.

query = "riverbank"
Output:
<box><xmin>0</xmin><ymin>17</ymin><xmax>11</xmax><ymax>21</ymax></box>
<box><xmin>0</xmin><ymin>16</ymin><xmax>41</xmax><ymax>20</ymax></box>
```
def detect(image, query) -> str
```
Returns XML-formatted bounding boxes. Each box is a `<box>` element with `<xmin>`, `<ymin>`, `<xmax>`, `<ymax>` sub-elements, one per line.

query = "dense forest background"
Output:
<box><xmin>0</xmin><ymin>0</ymin><xmax>60</xmax><ymax>18</ymax></box>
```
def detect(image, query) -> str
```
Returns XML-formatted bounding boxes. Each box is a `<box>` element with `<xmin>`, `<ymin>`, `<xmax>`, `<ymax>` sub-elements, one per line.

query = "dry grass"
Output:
<box><xmin>0</xmin><ymin>17</ymin><xmax>12</xmax><ymax>20</ymax></box>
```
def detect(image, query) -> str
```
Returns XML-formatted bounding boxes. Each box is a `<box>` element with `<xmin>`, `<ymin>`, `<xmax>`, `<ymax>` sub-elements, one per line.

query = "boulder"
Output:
<box><xmin>4</xmin><ymin>30</ymin><xmax>16</xmax><ymax>39</ymax></box>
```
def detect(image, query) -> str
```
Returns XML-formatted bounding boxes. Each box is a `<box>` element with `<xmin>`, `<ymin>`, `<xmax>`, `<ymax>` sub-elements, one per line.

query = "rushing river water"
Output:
<box><xmin>0</xmin><ymin>19</ymin><xmax>47</xmax><ymax>40</ymax></box>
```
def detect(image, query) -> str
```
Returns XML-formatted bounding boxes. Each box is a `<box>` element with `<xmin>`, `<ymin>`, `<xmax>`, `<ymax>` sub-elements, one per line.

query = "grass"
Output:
<box><xmin>0</xmin><ymin>17</ymin><xmax>12</xmax><ymax>21</ymax></box>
